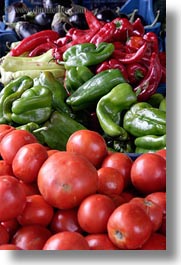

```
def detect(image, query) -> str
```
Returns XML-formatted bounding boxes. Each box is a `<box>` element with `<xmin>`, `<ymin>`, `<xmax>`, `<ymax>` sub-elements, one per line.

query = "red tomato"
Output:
<box><xmin>97</xmin><ymin>167</ymin><xmax>124</xmax><ymax>196</ymax></box>
<box><xmin>0</xmin><ymin>223</ymin><xmax>9</xmax><ymax>245</ymax></box>
<box><xmin>43</xmin><ymin>231</ymin><xmax>89</xmax><ymax>250</ymax></box>
<box><xmin>78</xmin><ymin>194</ymin><xmax>115</xmax><ymax>234</ymax></box>
<box><xmin>50</xmin><ymin>208</ymin><xmax>82</xmax><ymax>234</ymax></box>
<box><xmin>47</xmin><ymin>149</ymin><xmax>59</xmax><ymax>157</ymax></box>
<box><xmin>66</xmin><ymin>129</ymin><xmax>108</xmax><ymax>168</ymax></box>
<box><xmin>0</xmin><ymin>244</ymin><xmax>22</xmax><ymax>250</ymax></box>
<box><xmin>85</xmin><ymin>234</ymin><xmax>118</xmax><ymax>250</ymax></box>
<box><xmin>0</xmin><ymin>130</ymin><xmax>38</xmax><ymax>164</ymax></box>
<box><xmin>107</xmin><ymin>202</ymin><xmax>153</xmax><ymax>249</ymax></box>
<box><xmin>19</xmin><ymin>181</ymin><xmax>40</xmax><ymax>196</ymax></box>
<box><xmin>38</xmin><ymin>151</ymin><xmax>98</xmax><ymax>209</ymax></box>
<box><xmin>0</xmin><ymin>160</ymin><xmax>13</xmax><ymax>176</ymax></box>
<box><xmin>17</xmin><ymin>194</ymin><xmax>54</xmax><ymax>227</ymax></box>
<box><xmin>101</xmin><ymin>152</ymin><xmax>133</xmax><ymax>188</ymax></box>
<box><xmin>12</xmin><ymin>143</ymin><xmax>48</xmax><ymax>183</ymax></box>
<box><xmin>0</xmin><ymin>124</ymin><xmax>15</xmax><ymax>143</ymax></box>
<box><xmin>155</xmin><ymin>149</ymin><xmax>166</xmax><ymax>159</ymax></box>
<box><xmin>0</xmin><ymin>175</ymin><xmax>26</xmax><ymax>221</ymax></box>
<box><xmin>130</xmin><ymin>197</ymin><xmax>163</xmax><ymax>232</ymax></box>
<box><xmin>130</xmin><ymin>153</ymin><xmax>166</xmax><ymax>194</ymax></box>
<box><xmin>12</xmin><ymin>225</ymin><xmax>51</xmax><ymax>250</ymax></box>
<box><xmin>139</xmin><ymin>233</ymin><xmax>166</xmax><ymax>250</ymax></box>
<box><xmin>1</xmin><ymin>218</ymin><xmax>20</xmax><ymax>239</ymax></box>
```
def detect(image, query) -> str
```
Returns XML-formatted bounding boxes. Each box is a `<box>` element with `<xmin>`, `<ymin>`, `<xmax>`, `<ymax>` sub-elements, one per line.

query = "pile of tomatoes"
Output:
<box><xmin>0</xmin><ymin>124</ymin><xmax>166</xmax><ymax>250</ymax></box>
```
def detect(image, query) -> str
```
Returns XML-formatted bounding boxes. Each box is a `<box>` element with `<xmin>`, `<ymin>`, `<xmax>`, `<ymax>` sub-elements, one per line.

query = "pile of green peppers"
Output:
<box><xmin>0</xmin><ymin>41</ymin><xmax>166</xmax><ymax>153</ymax></box>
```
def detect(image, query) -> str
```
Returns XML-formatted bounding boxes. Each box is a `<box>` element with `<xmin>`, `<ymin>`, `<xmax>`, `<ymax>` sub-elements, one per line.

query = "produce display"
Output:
<box><xmin>0</xmin><ymin>0</ymin><xmax>166</xmax><ymax>250</ymax></box>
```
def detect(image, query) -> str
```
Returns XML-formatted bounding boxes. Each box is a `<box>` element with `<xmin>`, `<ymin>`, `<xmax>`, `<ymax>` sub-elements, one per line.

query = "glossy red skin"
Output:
<box><xmin>0</xmin><ymin>160</ymin><xmax>13</xmax><ymax>176</ymax></box>
<box><xmin>0</xmin><ymin>224</ymin><xmax>10</xmax><ymax>245</ymax></box>
<box><xmin>0</xmin><ymin>124</ymin><xmax>15</xmax><ymax>143</ymax></box>
<box><xmin>130</xmin><ymin>197</ymin><xmax>163</xmax><ymax>232</ymax></box>
<box><xmin>97</xmin><ymin>167</ymin><xmax>124</xmax><ymax>196</ymax></box>
<box><xmin>0</xmin><ymin>244</ymin><xmax>22</xmax><ymax>250</ymax></box>
<box><xmin>130</xmin><ymin>153</ymin><xmax>166</xmax><ymax>194</ymax></box>
<box><xmin>12</xmin><ymin>143</ymin><xmax>48</xmax><ymax>183</ymax></box>
<box><xmin>0</xmin><ymin>175</ymin><xmax>26</xmax><ymax>221</ymax></box>
<box><xmin>107</xmin><ymin>202</ymin><xmax>153</xmax><ymax>249</ymax></box>
<box><xmin>43</xmin><ymin>231</ymin><xmax>90</xmax><ymax>250</ymax></box>
<box><xmin>101</xmin><ymin>152</ymin><xmax>133</xmax><ymax>188</ymax></box>
<box><xmin>38</xmin><ymin>151</ymin><xmax>98</xmax><ymax>209</ymax></box>
<box><xmin>17</xmin><ymin>194</ymin><xmax>54</xmax><ymax>227</ymax></box>
<box><xmin>78</xmin><ymin>194</ymin><xmax>115</xmax><ymax>234</ymax></box>
<box><xmin>0</xmin><ymin>130</ymin><xmax>38</xmax><ymax>164</ymax></box>
<box><xmin>12</xmin><ymin>225</ymin><xmax>52</xmax><ymax>250</ymax></box>
<box><xmin>1</xmin><ymin>218</ymin><xmax>20</xmax><ymax>239</ymax></box>
<box><xmin>85</xmin><ymin>234</ymin><xmax>118</xmax><ymax>250</ymax></box>
<box><xmin>19</xmin><ymin>181</ymin><xmax>40</xmax><ymax>196</ymax></box>
<box><xmin>155</xmin><ymin>149</ymin><xmax>166</xmax><ymax>160</ymax></box>
<box><xmin>50</xmin><ymin>208</ymin><xmax>82</xmax><ymax>234</ymax></box>
<box><xmin>139</xmin><ymin>233</ymin><xmax>166</xmax><ymax>250</ymax></box>
<box><xmin>66</xmin><ymin>129</ymin><xmax>108</xmax><ymax>168</ymax></box>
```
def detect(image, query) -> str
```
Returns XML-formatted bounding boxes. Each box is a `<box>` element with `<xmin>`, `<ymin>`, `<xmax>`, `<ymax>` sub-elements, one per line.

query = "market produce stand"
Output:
<box><xmin>0</xmin><ymin>0</ymin><xmax>166</xmax><ymax>250</ymax></box>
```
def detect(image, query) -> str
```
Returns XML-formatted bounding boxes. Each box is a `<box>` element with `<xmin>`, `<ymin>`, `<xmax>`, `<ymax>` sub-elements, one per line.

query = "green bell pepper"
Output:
<box><xmin>0</xmin><ymin>76</ymin><xmax>33</xmax><ymax>123</ymax></box>
<box><xmin>38</xmin><ymin>71</ymin><xmax>72</xmax><ymax>116</ymax></box>
<box><xmin>159</xmin><ymin>97</ymin><xmax>166</xmax><ymax>111</ymax></box>
<box><xmin>33</xmin><ymin>110</ymin><xmax>86</xmax><ymax>150</ymax></box>
<box><xmin>11</xmin><ymin>85</ymin><xmax>52</xmax><ymax>124</ymax></box>
<box><xmin>96</xmin><ymin>83</ymin><xmax>137</xmax><ymax>138</ymax></box>
<box><xmin>147</xmin><ymin>93</ymin><xmax>165</xmax><ymax>108</ymax></box>
<box><xmin>66</xmin><ymin>69</ymin><xmax>126</xmax><ymax>110</ymax></box>
<box><xmin>135</xmin><ymin>134</ymin><xmax>166</xmax><ymax>153</ymax></box>
<box><xmin>62</xmin><ymin>42</ymin><xmax>114</xmax><ymax>69</ymax></box>
<box><xmin>123</xmin><ymin>102</ymin><xmax>166</xmax><ymax>137</ymax></box>
<box><xmin>64</xmin><ymin>65</ymin><xmax>94</xmax><ymax>95</ymax></box>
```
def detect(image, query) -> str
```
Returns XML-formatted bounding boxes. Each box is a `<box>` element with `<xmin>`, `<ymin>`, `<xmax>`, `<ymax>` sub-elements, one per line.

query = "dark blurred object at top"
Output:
<box><xmin>43</xmin><ymin>0</ymin><xmax>73</xmax><ymax>8</ymax></box>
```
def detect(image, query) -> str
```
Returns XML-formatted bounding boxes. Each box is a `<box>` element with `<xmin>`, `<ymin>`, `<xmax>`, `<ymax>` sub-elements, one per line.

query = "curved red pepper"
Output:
<box><xmin>96</xmin><ymin>58</ymin><xmax>128</xmax><ymax>81</ymax></box>
<box><xmin>90</xmin><ymin>22</ymin><xmax>117</xmax><ymax>45</ymax></box>
<box><xmin>133</xmin><ymin>52</ymin><xmax>162</xmax><ymax>101</ymax></box>
<box><xmin>143</xmin><ymin>32</ymin><xmax>159</xmax><ymax>54</ymax></box>
<box><xmin>113</xmin><ymin>42</ymin><xmax>147</xmax><ymax>64</ymax></box>
<box><xmin>126</xmin><ymin>63</ymin><xmax>147</xmax><ymax>85</ymax></box>
<box><xmin>28</xmin><ymin>42</ymin><xmax>57</xmax><ymax>57</ymax></box>
<box><xmin>111</xmin><ymin>17</ymin><xmax>134</xmax><ymax>42</ymax></box>
<box><xmin>10</xmin><ymin>30</ymin><xmax>60</xmax><ymax>57</ymax></box>
<box><xmin>132</xmin><ymin>18</ymin><xmax>145</xmax><ymax>36</ymax></box>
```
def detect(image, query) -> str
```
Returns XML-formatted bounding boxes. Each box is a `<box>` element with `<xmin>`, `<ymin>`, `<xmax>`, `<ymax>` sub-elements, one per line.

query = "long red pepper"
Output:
<box><xmin>112</xmin><ymin>42</ymin><xmax>147</xmax><ymax>64</ymax></box>
<box><xmin>10</xmin><ymin>30</ymin><xmax>60</xmax><ymax>57</ymax></box>
<box><xmin>133</xmin><ymin>52</ymin><xmax>162</xmax><ymax>101</ymax></box>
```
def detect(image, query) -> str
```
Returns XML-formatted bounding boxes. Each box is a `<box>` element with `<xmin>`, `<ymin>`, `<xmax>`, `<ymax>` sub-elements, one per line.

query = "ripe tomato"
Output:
<box><xmin>139</xmin><ymin>233</ymin><xmax>166</xmax><ymax>250</ymax></box>
<box><xmin>0</xmin><ymin>129</ymin><xmax>38</xmax><ymax>164</ymax></box>
<box><xmin>12</xmin><ymin>143</ymin><xmax>48</xmax><ymax>183</ymax></box>
<box><xmin>78</xmin><ymin>194</ymin><xmax>115</xmax><ymax>234</ymax></box>
<box><xmin>17</xmin><ymin>194</ymin><xmax>54</xmax><ymax>227</ymax></box>
<box><xmin>38</xmin><ymin>151</ymin><xmax>98</xmax><ymax>209</ymax></box>
<box><xmin>107</xmin><ymin>202</ymin><xmax>153</xmax><ymax>249</ymax></box>
<box><xmin>130</xmin><ymin>197</ymin><xmax>163</xmax><ymax>232</ymax></box>
<box><xmin>50</xmin><ymin>208</ymin><xmax>82</xmax><ymax>234</ymax></box>
<box><xmin>19</xmin><ymin>181</ymin><xmax>40</xmax><ymax>196</ymax></box>
<box><xmin>155</xmin><ymin>149</ymin><xmax>166</xmax><ymax>160</ymax></box>
<box><xmin>0</xmin><ymin>244</ymin><xmax>22</xmax><ymax>250</ymax></box>
<box><xmin>0</xmin><ymin>124</ymin><xmax>15</xmax><ymax>143</ymax></box>
<box><xmin>101</xmin><ymin>152</ymin><xmax>133</xmax><ymax>188</ymax></box>
<box><xmin>12</xmin><ymin>225</ymin><xmax>51</xmax><ymax>250</ymax></box>
<box><xmin>43</xmin><ymin>231</ymin><xmax>89</xmax><ymax>250</ymax></box>
<box><xmin>85</xmin><ymin>234</ymin><xmax>118</xmax><ymax>250</ymax></box>
<box><xmin>0</xmin><ymin>175</ymin><xmax>26</xmax><ymax>221</ymax></box>
<box><xmin>0</xmin><ymin>160</ymin><xmax>13</xmax><ymax>176</ymax></box>
<box><xmin>97</xmin><ymin>167</ymin><xmax>124</xmax><ymax>196</ymax></box>
<box><xmin>66</xmin><ymin>129</ymin><xmax>108</xmax><ymax>168</ymax></box>
<box><xmin>130</xmin><ymin>153</ymin><xmax>166</xmax><ymax>194</ymax></box>
<box><xmin>0</xmin><ymin>223</ymin><xmax>9</xmax><ymax>245</ymax></box>
<box><xmin>1</xmin><ymin>218</ymin><xmax>20</xmax><ymax>239</ymax></box>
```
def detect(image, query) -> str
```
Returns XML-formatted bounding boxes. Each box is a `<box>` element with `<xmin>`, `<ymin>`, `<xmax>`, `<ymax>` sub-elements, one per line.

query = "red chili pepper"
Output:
<box><xmin>96</xmin><ymin>58</ymin><xmax>128</xmax><ymax>81</ymax></box>
<box><xmin>84</xmin><ymin>9</ymin><xmax>104</xmax><ymax>31</ymax></box>
<box><xmin>90</xmin><ymin>22</ymin><xmax>117</xmax><ymax>45</ymax></box>
<box><xmin>10</xmin><ymin>30</ymin><xmax>60</xmax><ymax>57</ymax></box>
<box><xmin>112</xmin><ymin>42</ymin><xmax>147</xmax><ymax>64</ymax></box>
<box><xmin>126</xmin><ymin>63</ymin><xmax>147</xmax><ymax>85</ymax></box>
<box><xmin>143</xmin><ymin>32</ymin><xmax>159</xmax><ymax>54</ymax></box>
<box><xmin>158</xmin><ymin>51</ymin><xmax>166</xmax><ymax>67</ymax></box>
<box><xmin>160</xmin><ymin>65</ymin><xmax>166</xmax><ymax>83</ymax></box>
<box><xmin>55</xmin><ymin>35</ymin><xmax>72</xmax><ymax>47</ymax></box>
<box><xmin>126</xmin><ymin>36</ymin><xmax>145</xmax><ymax>51</ymax></box>
<box><xmin>133</xmin><ymin>52</ymin><xmax>162</xmax><ymax>101</ymax></box>
<box><xmin>28</xmin><ymin>42</ymin><xmax>57</xmax><ymax>57</ymax></box>
<box><xmin>111</xmin><ymin>17</ymin><xmax>134</xmax><ymax>42</ymax></box>
<box><xmin>132</xmin><ymin>18</ymin><xmax>145</xmax><ymax>36</ymax></box>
